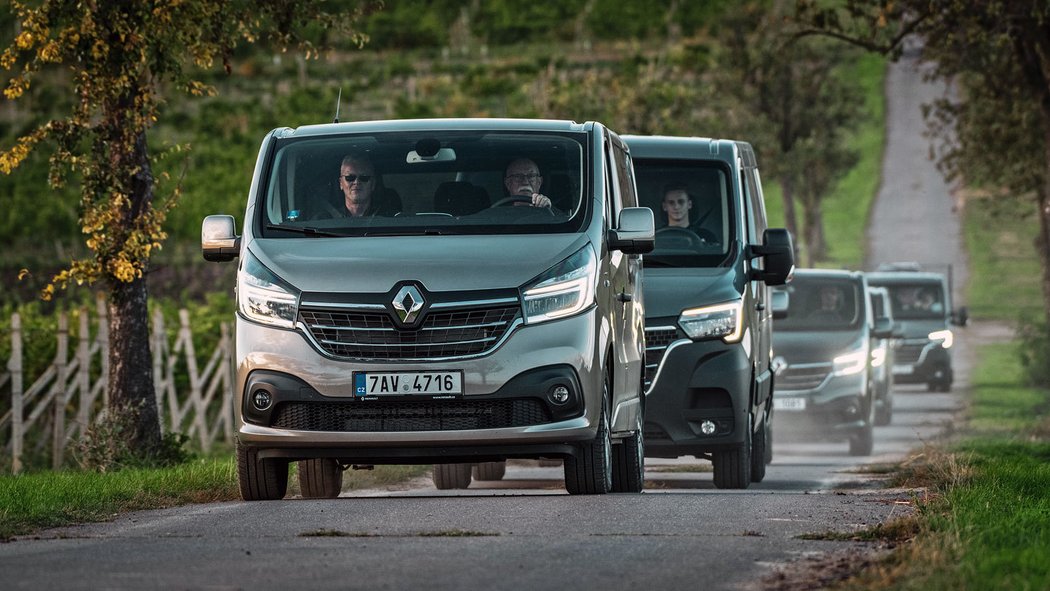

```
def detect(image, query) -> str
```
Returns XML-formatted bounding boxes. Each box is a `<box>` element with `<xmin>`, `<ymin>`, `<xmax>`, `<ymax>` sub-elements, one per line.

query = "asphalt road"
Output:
<box><xmin>0</xmin><ymin>55</ymin><xmax>973</xmax><ymax>591</ymax></box>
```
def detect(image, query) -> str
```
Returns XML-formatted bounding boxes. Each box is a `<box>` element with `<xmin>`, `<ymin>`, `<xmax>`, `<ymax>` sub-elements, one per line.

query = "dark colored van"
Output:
<box><xmin>622</xmin><ymin>135</ymin><xmax>794</xmax><ymax>489</ymax></box>
<box><xmin>866</xmin><ymin>270</ymin><xmax>966</xmax><ymax>392</ymax></box>
<box><xmin>771</xmin><ymin>269</ymin><xmax>894</xmax><ymax>456</ymax></box>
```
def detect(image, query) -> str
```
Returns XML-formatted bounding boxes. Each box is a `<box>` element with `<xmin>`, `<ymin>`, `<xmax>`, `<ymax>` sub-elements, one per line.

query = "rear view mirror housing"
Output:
<box><xmin>748</xmin><ymin>228</ymin><xmax>794</xmax><ymax>285</ymax></box>
<box><xmin>952</xmin><ymin>306</ymin><xmax>969</xmax><ymax>326</ymax></box>
<box><xmin>609</xmin><ymin>207</ymin><xmax>655</xmax><ymax>254</ymax></box>
<box><xmin>202</xmin><ymin>215</ymin><xmax>241</xmax><ymax>262</ymax></box>
<box><xmin>771</xmin><ymin>289</ymin><xmax>790</xmax><ymax>319</ymax></box>
<box><xmin>872</xmin><ymin>316</ymin><xmax>894</xmax><ymax>339</ymax></box>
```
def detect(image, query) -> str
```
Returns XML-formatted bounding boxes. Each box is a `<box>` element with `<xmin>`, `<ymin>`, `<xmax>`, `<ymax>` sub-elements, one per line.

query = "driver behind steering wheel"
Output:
<box><xmin>659</xmin><ymin>183</ymin><xmax>716</xmax><ymax>243</ymax></box>
<box><xmin>502</xmin><ymin>158</ymin><xmax>553</xmax><ymax>208</ymax></box>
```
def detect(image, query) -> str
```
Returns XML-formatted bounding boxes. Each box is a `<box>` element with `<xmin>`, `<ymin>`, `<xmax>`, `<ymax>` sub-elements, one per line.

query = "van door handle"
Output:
<box><xmin>618</xmin><ymin>291</ymin><xmax>633</xmax><ymax>303</ymax></box>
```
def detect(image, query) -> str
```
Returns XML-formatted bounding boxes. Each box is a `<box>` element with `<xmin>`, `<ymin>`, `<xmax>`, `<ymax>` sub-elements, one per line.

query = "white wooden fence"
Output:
<box><xmin>0</xmin><ymin>299</ymin><xmax>235</xmax><ymax>473</ymax></box>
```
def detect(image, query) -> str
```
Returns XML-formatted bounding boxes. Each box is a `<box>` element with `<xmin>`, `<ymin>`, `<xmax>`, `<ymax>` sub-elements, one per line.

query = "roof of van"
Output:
<box><xmin>621</xmin><ymin>135</ymin><xmax>756</xmax><ymax>167</ymax></box>
<box><xmin>272</xmin><ymin>118</ymin><xmax>595</xmax><ymax>138</ymax></box>
<box><xmin>865</xmin><ymin>271</ymin><xmax>948</xmax><ymax>285</ymax></box>
<box><xmin>788</xmin><ymin>268</ymin><xmax>864</xmax><ymax>282</ymax></box>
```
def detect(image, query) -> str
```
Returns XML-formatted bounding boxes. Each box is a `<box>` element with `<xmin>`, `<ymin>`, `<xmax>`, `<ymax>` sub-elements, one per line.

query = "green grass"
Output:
<box><xmin>0</xmin><ymin>456</ymin><xmax>238</xmax><ymax>540</ymax></box>
<box><xmin>871</xmin><ymin>346</ymin><xmax>1050</xmax><ymax>590</ymax></box>
<box><xmin>962</xmin><ymin>193</ymin><xmax>1043</xmax><ymax>322</ymax></box>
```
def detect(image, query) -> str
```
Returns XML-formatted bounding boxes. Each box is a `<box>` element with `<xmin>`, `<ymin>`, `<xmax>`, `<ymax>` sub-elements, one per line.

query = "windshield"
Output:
<box><xmin>632</xmin><ymin>159</ymin><xmax>733</xmax><ymax>267</ymax></box>
<box><xmin>884</xmin><ymin>282</ymin><xmax>947</xmax><ymax>320</ymax></box>
<box><xmin>774</xmin><ymin>276</ymin><xmax>863</xmax><ymax>331</ymax></box>
<box><xmin>257</xmin><ymin>131</ymin><xmax>587</xmax><ymax>237</ymax></box>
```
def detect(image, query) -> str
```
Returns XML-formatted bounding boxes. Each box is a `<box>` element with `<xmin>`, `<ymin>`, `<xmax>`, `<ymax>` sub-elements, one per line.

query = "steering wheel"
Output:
<box><xmin>655</xmin><ymin>226</ymin><xmax>707</xmax><ymax>250</ymax></box>
<box><xmin>492</xmin><ymin>195</ymin><xmax>535</xmax><ymax>207</ymax></box>
<box><xmin>491</xmin><ymin>195</ymin><xmax>557</xmax><ymax>216</ymax></box>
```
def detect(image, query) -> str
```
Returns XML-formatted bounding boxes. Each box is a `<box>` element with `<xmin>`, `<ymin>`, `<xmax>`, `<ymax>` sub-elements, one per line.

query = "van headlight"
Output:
<box><xmin>678</xmin><ymin>300</ymin><xmax>743</xmax><ymax>343</ymax></box>
<box><xmin>928</xmin><ymin>329</ymin><xmax>953</xmax><ymax>349</ymax></box>
<box><xmin>833</xmin><ymin>348</ymin><xmax>868</xmax><ymax>376</ymax></box>
<box><xmin>238</xmin><ymin>251</ymin><xmax>300</xmax><ymax>329</ymax></box>
<box><xmin>522</xmin><ymin>246</ymin><xmax>597</xmax><ymax>324</ymax></box>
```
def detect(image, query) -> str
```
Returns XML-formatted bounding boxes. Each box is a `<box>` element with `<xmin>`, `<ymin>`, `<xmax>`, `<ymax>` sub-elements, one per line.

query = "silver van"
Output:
<box><xmin>202</xmin><ymin>119</ymin><xmax>654</xmax><ymax>498</ymax></box>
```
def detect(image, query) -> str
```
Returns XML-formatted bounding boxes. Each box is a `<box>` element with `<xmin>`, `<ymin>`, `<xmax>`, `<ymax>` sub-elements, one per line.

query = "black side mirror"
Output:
<box><xmin>609</xmin><ymin>207</ymin><xmax>656</xmax><ymax>254</ymax></box>
<box><xmin>952</xmin><ymin>306</ymin><xmax>969</xmax><ymax>327</ymax></box>
<box><xmin>201</xmin><ymin>215</ymin><xmax>241</xmax><ymax>262</ymax></box>
<box><xmin>771</xmin><ymin>289</ymin><xmax>790</xmax><ymax>319</ymax></box>
<box><xmin>872</xmin><ymin>316</ymin><xmax>894</xmax><ymax>339</ymax></box>
<box><xmin>748</xmin><ymin>228</ymin><xmax>795</xmax><ymax>285</ymax></box>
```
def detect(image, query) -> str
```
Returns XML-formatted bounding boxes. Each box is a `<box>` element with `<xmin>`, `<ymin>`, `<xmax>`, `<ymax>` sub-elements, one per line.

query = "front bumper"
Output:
<box><xmin>892</xmin><ymin>339</ymin><xmax>953</xmax><ymax>386</ymax></box>
<box><xmin>643</xmin><ymin>335</ymin><xmax>752</xmax><ymax>458</ymax></box>
<box><xmin>235</xmin><ymin>309</ymin><xmax>603</xmax><ymax>455</ymax></box>
<box><xmin>773</xmin><ymin>371</ymin><xmax>868</xmax><ymax>441</ymax></box>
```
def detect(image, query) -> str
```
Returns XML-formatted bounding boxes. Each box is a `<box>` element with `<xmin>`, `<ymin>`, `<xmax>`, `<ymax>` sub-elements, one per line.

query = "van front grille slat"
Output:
<box><xmin>644</xmin><ymin>327</ymin><xmax>680</xmax><ymax>389</ymax></box>
<box><xmin>776</xmin><ymin>364</ymin><xmax>832</xmax><ymax>391</ymax></box>
<box><xmin>300</xmin><ymin>304</ymin><xmax>520</xmax><ymax>361</ymax></box>
<box><xmin>271</xmin><ymin>399</ymin><xmax>552</xmax><ymax>432</ymax></box>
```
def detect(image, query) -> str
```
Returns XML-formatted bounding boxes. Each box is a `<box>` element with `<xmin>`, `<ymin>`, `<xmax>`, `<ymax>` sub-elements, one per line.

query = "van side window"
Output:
<box><xmin>748</xmin><ymin>168</ymin><xmax>768</xmax><ymax>233</ymax></box>
<box><xmin>605</xmin><ymin>140</ymin><xmax>623</xmax><ymax>227</ymax></box>
<box><xmin>741</xmin><ymin>166</ymin><xmax>759</xmax><ymax>244</ymax></box>
<box><xmin>612</xmin><ymin>145</ymin><xmax>638</xmax><ymax>209</ymax></box>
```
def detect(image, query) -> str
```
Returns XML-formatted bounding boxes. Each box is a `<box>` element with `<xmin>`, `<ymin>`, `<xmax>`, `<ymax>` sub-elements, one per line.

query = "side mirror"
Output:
<box><xmin>891</xmin><ymin>321</ymin><xmax>905</xmax><ymax>339</ymax></box>
<box><xmin>872</xmin><ymin>316</ymin><xmax>894</xmax><ymax>339</ymax></box>
<box><xmin>771</xmin><ymin>289</ymin><xmax>790</xmax><ymax>319</ymax></box>
<box><xmin>748</xmin><ymin>228</ymin><xmax>794</xmax><ymax>285</ymax></box>
<box><xmin>202</xmin><ymin>215</ymin><xmax>241</xmax><ymax>262</ymax></box>
<box><xmin>609</xmin><ymin>207</ymin><xmax>655</xmax><ymax>254</ymax></box>
<box><xmin>952</xmin><ymin>306</ymin><xmax>968</xmax><ymax>327</ymax></box>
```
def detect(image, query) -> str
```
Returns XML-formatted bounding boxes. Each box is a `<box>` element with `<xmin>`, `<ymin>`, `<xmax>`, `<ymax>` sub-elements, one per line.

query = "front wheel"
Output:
<box><xmin>713</xmin><ymin>416</ymin><xmax>752</xmax><ymax>489</ymax></box>
<box><xmin>849</xmin><ymin>401</ymin><xmax>875</xmax><ymax>456</ymax></box>
<box><xmin>236</xmin><ymin>441</ymin><xmax>289</xmax><ymax>501</ymax></box>
<box><xmin>750</xmin><ymin>415</ymin><xmax>767</xmax><ymax>483</ymax></box>
<box><xmin>612</xmin><ymin>414</ymin><xmax>645</xmax><ymax>493</ymax></box>
<box><xmin>564</xmin><ymin>375</ymin><xmax>612</xmax><ymax>495</ymax></box>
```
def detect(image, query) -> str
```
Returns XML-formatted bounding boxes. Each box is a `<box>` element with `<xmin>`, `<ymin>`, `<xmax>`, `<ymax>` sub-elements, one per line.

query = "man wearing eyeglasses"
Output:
<box><xmin>503</xmin><ymin>158</ymin><xmax>553</xmax><ymax>208</ymax></box>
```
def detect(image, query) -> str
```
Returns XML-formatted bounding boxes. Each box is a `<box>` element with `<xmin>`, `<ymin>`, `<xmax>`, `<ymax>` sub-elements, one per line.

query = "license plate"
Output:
<box><xmin>893</xmin><ymin>364</ymin><xmax>914</xmax><ymax>375</ymax></box>
<box><xmin>774</xmin><ymin>397</ymin><xmax>806</xmax><ymax>411</ymax></box>
<box><xmin>354</xmin><ymin>371</ymin><xmax>463</xmax><ymax>397</ymax></box>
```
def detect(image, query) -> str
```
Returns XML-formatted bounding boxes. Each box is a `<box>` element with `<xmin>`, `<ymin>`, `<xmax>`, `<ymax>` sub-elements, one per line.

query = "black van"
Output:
<box><xmin>866</xmin><ymin>270</ymin><xmax>965</xmax><ymax>392</ymax></box>
<box><xmin>622</xmin><ymin>135</ymin><xmax>794</xmax><ymax>489</ymax></box>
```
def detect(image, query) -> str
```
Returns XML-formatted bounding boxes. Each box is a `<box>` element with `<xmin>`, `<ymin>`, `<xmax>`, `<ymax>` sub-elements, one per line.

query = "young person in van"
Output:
<box><xmin>661</xmin><ymin>184</ymin><xmax>693</xmax><ymax>228</ymax></box>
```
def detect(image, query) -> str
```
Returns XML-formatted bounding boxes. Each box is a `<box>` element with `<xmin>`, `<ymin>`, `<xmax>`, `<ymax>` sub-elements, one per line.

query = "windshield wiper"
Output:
<box><xmin>363</xmin><ymin>228</ymin><xmax>452</xmax><ymax>237</ymax></box>
<box><xmin>266</xmin><ymin>224</ymin><xmax>350</xmax><ymax>238</ymax></box>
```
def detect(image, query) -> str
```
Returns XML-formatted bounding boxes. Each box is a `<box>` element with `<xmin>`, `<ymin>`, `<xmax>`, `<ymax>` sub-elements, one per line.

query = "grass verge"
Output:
<box><xmin>0</xmin><ymin>456</ymin><xmax>238</xmax><ymax>540</ymax></box>
<box><xmin>831</xmin><ymin>344</ymin><xmax>1050</xmax><ymax>590</ymax></box>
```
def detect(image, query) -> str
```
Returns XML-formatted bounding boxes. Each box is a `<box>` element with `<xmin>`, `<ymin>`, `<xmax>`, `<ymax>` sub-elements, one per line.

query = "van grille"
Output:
<box><xmin>644</xmin><ymin>327</ymin><xmax>681</xmax><ymax>389</ymax></box>
<box><xmin>895</xmin><ymin>341</ymin><xmax>929</xmax><ymax>365</ymax></box>
<box><xmin>271</xmin><ymin>399</ymin><xmax>552</xmax><ymax>432</ymax></box>
<box><xmin>299</xmin><ymin>304</ymin><xmax>520</xmax><ymax>360</ymax></box>
<box><xmin>776</xmin><ymin>364</ymin><xmax>832</xmax><ymax>391</ymax></box>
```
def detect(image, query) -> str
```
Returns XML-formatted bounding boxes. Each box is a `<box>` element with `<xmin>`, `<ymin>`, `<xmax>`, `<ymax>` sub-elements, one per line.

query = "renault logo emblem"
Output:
<box><xmin>392</xmin><ymin>285</ymin><xmax>425</xmax><ymax>325</ymax></box>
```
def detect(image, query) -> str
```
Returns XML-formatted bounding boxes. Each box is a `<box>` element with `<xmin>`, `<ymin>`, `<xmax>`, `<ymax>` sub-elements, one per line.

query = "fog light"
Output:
<box><xmin>700</xmin><ymin>420</ymin><xmax>716</xmax><ymax>435</ymax></box>
<box><xmin>549</xmin><ymin>385</ymin><xmax>570</xmax><ymax>404</ymax></box>
<box><xmin>252</xmin><ymin>389</ymin><xmax>273</xmax><ymax>411</ymax></box>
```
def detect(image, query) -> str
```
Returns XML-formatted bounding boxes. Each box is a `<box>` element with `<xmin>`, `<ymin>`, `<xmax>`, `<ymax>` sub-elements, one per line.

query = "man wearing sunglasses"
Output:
<box><xmin>338</xmin><ymin>153</ymin><xmax>383</xmax><ymax>217</ymax></box>
<box><xmin>502</xmin><ymin>158</ymin><xmax>553</xmax><ymax>208</ymax></box>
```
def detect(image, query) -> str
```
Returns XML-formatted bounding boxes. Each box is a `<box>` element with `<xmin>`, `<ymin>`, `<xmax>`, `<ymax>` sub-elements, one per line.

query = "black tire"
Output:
<box><xmin>850</xmin><ymin>398</ymin><xmax>875</xmax><ymax>456</ymax></box>
<box><xmin>874</xmin><ymin>396</ymin><xmax>893</xmax><ymax>426</ymax></box>
<box><xmin>236</xmin><ymin>440</ymin><xmax>288</xmax><ymax>501</ymax></box>
<box><xmin>564</xmin><ymin>374</ymin><xmax>613</xmax><ymax>495</ymax></box>
<box><xmin>713</xmin><ymin>416</ymin><xmax>752</xmax><ymax>489</ymax></box>
<box><xmin>612</xmin><ymin>414</ymin><xmax>644</xmax><ymax>493</ymax></box>
<box><xmin>432</xmin><ymin>463</ymin><xmax>472</xmax><ymax>489</ymax></box>
<box><xmin>764</xmin><ymin>419</ymin><xmax>774</xmax><ymax>465</ymax></box>
<box><xmin>750</xmin><ymin>416</ymin><xmax>767</xmax><ymax>483</ymax></box>
<box><xmin>473</xmin><ymin>461</ymin><xmax>507</xmax><ymax>481</ymax></box>
<box><xmin>297</xmin><ymin>458</ymin><xmax>343</xmax><ymax>499</ymax></box>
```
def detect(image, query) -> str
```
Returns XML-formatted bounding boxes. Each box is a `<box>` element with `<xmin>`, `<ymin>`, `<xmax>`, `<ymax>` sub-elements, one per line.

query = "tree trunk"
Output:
<box><xmin>1039</xmin><ymin>117</ymin><xmax>1050</xmax><ymax>326</ymax></box>
<box><xmin>802</xmin><ymin>197</ymin><xmax>826</xmax><ymax>265</ymax></box>
<box><xmin>779</xmin><ymin>174</ymin><xmax>801</xmax><ymax>256</ymax></box>
<box><xmin>107</xmin><ymin>129</ymin><xmax>160</xmax><ymax>454</ymax></box>
<box><xmin>107</xmin><ymin>275</ymin><xmax>160</xmax><ymax>452</ymax></box>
